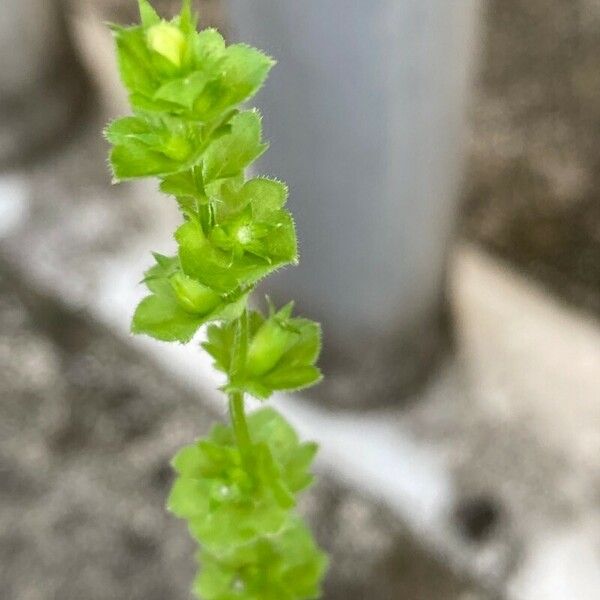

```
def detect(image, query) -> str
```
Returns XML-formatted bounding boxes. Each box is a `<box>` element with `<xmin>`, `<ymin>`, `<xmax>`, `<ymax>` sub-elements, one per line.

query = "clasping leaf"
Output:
<box><xmin>204</xmin><ymin>303</ymin><xmax>322</xmax><ymax>399</ymax></box>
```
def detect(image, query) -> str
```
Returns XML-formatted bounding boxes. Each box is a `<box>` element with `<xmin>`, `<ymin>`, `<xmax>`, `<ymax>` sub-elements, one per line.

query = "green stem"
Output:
<box><xmin>228</xmin><ymin>390</ymin><xmax>252</xmax><ymax>457</ymax></box>
<box><xmin>228</xmin><ymin>310</ymin><xmax>252</xmax><ymax>463</ymax></box>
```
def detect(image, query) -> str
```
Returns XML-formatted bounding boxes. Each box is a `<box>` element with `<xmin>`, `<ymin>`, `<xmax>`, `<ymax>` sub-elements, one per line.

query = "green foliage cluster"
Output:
<box><xmin>106</xmin><ymin>1</ymin><xmax>327</xmax><ymax>598</ymax></box>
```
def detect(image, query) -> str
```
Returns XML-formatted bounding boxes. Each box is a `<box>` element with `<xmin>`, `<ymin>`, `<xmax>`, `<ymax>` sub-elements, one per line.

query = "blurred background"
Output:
<box><xmin>1</xmin><ymin>1</ymin><xmax>599</xmax><ymax>599</ymax></box>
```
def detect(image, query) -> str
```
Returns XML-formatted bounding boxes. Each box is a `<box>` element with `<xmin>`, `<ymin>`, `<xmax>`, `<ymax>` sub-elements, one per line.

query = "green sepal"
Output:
<box><xmin>246</xmin><ymin>301</ymin><xmax>298</xmax><ymax>376</ymax></box>
<box><xmin>131</xmin><ymin>253</ymin><xmax>249</xmax><ymax>343</ymax></box>
<box><xmin>203</xmin><ymin>304</ymin><xmax>322</xmax><ymax>400</ymax></box>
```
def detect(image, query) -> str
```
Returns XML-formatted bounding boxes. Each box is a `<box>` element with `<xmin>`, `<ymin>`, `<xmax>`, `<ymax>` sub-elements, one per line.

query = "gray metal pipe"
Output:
<box><xmin>0</xmin><ymin>0</ymin><xmax>87</xmax><ymax>166</ymax></box>
<box><xmin>228</xmin><ymin>1</ymin><xmax>481</xmax><ymax>407</ymax></box>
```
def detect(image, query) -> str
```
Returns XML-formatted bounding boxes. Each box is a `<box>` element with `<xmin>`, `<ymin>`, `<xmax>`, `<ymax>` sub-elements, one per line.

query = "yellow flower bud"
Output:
<box><xmin>147</xmin><ymin>22</ymin><xmax>186</xmax><ymax>66</ymax></box>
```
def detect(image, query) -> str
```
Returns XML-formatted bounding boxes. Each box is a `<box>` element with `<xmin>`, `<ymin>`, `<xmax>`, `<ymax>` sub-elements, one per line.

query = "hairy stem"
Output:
<box><xmin>228</xmin><ymin>310</ymin><xmax>252</xmax><ymax>461</ymax></box>
<box><xmin>228</xmin><ymin>390</ymin><xmax>252</xmax><ymax>458</ymax></box>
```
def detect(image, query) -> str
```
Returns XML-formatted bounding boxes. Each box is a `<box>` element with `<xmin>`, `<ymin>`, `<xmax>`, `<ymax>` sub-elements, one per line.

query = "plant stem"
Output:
<box><xmin>228</xmin><ymin>310</ymin><xmax>252</xmax><ymax>463</ymax></box>
<box><xmin>228</xmin><ymin>390</ymin><xmax>252</xmax><ymax>458</ymax></box>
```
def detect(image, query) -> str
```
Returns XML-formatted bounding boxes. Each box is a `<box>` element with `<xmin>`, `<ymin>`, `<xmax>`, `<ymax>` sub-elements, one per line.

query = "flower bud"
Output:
<box><xmin>170</xmin><ymin>272</ymin><xmax>220</xmax><ymax>315</ymax></box>
<box><xmin>247</xmin><ymin>318</ymin><xmax>298</xmax><ymax>376</ymax></box>
<box><xmin>162</xmin><ymin>135</ymin><xmax>192</xmax><ymax>161</ymax></box>
<box><xmin>146</xmin><ymin>22</ymin><xmax>186</xmax><ymax>66</ymax></box>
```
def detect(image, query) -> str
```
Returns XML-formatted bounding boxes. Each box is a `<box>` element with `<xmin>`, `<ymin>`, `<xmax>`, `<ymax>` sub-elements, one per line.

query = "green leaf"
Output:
<box><xmin>142</xmin><ymin>252</ymin><xmax>178</xmax><ymax>295</ymax></box>
<box><xmin>131</xmin><ymin>293</ymin><xmax>205</xmax><ymax>342</ymax></box>
<box><xmin>217</xmin><ymin>43</ymin><xmax>275</xmax><ymax>108</ymax></box>
<box><xmin>189</xmin><ymin>43</ymin><xmax>273</xmax><ymax>122</ymax></box>
<box><xmin>284</xmin><ymin>442</ymin><xmax>318</xmax><ymax>493</ymax></box>
<box><xmin>154</xmin><ymin>71</ymin><xmax>209</xmax><ymax>108</ymax></box>
<box><xmin>191</xmin><ymin>28</ymin><xmax>226</xmax><ymax>72</ymax></box>
<box><xmin>229</xmin><ymin>305</ymin><xmax>322</xmax><ymax>399</ymax></box>
<box><xmin>132</xmin><ymin>253</ymin><xmax>248</xmax><ymax>342</ymax></box>
<box><xmin>190</xmin><ymin>496</ymin><xmax>289</xmax><ymax>552</ymax></box>
<box><xmin>160</xmin><ymin>169</ymin><xmax>206</xmax><ymax>201</ymax></box>
<box><xmin>176</xmin><ymin>219</ymin><xmax>242</xmax><ymax>292</ymax></box>
<box><xmin>203</xmin><ymin>111</ymin><xmax>267</xmax><ymax>182</ymax></box>
<box><xmin>245</xmin><ymin>177</ymin><xmax>288</xmax><ymax>219</ymax></box>
<box><xmin>263</xmin><ymin>366</ymin><xmax>323</xmax><ymax>393</ymax></box>
<box><xmin>104</xmin><ymin>116</ymin><xmax>148</xmax><ymax>144</ymax></box>
<box><xmin>108</xmin><ymin>114</ymin><xmax>202</xmax><ymax>180</ymax></box>
<box><xmin>169</xmin><ymin>429</ymin><xmax>293</xmax><ymax>554</ymax></box>
<box><xmin>109</xmin><ymin>138</ymin><xmax>182</xmax><ymax>180</ymax></box>
<box><xmin>202</xmin><ymin>320</ymin><xmax>236</xmax><ymax>374</ymax></box>
<box><xmin>169</xmin><ymin>272</ymin><xmax>220</xmax><ymax>314</ymax></box>
<box><xmin>127</xmin><ymin>91</ymin><xmax>180</xmax><ymax>114</ymax></box>
<box><xmin>168</xmin><ymin>478</ymin><xmax>210</xmax><ymax>519</ymax></box>
<box><xmin>211</xmin><ymin>177</ymin><xmax>288</xmax><ymax>222</ymax></box>
<box><xmin>176</xmin><ymin>218</ymin><xmax>294</xmax><ymax>293</ymax></box>
<box><xmin>171</xmin><ymin>443</ymin><xmax>206</xmax><ymax>476</ymax></box>
<box><xmin>178</xmin><ymin>0</ymin><xmax>197</xmax><ymax>35</ymax></box>
<box><xmin>203</xmin><ymin>306</ymin><xmax>321</xmax><ymax>400</ymax></box>
<box><xmin>112</xmin><ymin>25</ymin><xmax>157</xmax><ymax>98</ymax></box>
<box><xmin>247</xmin><ymin>408</ymin><xmax>318</xmax><ymax>493</ymax></box>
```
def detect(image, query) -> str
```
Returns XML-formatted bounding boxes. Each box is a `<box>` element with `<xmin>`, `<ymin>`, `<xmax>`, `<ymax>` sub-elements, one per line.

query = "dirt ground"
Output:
<box><xmin>463</xmin><ymin>0</ymin><xmax>600</xmax><ymax>316</ymax></box>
